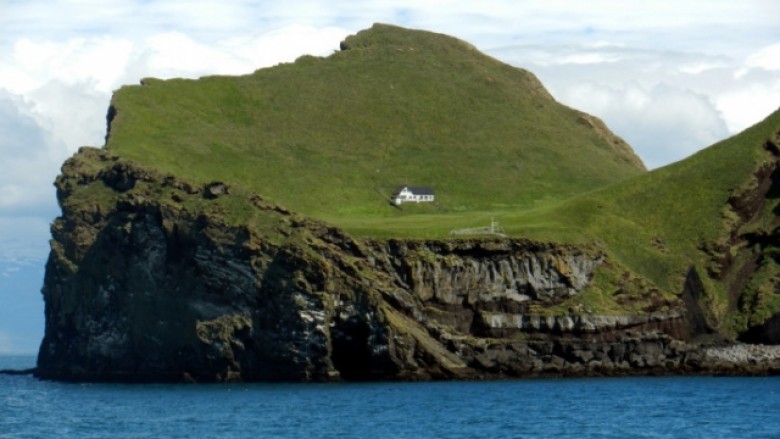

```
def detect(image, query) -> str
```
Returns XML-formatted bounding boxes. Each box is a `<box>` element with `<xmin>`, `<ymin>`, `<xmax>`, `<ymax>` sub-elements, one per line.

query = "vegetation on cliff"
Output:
<box><xmin>541</xmin><ymin>110</ymin><xmax>780</xmax><ymax>336</ymax></box>
<box><xmin>39</xmin><ymin>129</ymin><xmax>780</xmax><ymax>381</ymax></box>
<box><xmin>99</xmin><ymin>24</ymin><xmax>779</xmax><ymax>339</ymax></box>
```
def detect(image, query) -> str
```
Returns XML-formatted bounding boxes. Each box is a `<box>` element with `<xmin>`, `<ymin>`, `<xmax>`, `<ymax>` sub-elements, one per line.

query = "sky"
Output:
<box><xmin>1</xmin><ymin>0</ymin><xmax>779</xmax><ymax>354</ymax></box>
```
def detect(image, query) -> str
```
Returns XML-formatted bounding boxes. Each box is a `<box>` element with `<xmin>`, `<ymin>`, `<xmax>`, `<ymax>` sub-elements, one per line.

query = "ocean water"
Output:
<box><xmin>2</xmin><ymin>355</ymin><xmax>779</xmax><ymax>438</ymax></box>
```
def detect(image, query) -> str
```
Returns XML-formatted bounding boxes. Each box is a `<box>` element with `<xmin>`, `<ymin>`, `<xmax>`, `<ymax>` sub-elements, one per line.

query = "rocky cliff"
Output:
<box><xmin>36</xmin><ymin>148</ymin><xmax>780</xmax><ymax>382</ymax></box>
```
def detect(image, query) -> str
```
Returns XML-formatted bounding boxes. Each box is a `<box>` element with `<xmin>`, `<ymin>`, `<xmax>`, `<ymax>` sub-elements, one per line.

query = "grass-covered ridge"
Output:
<box><xmin>105</xmin><ymin>23</ymin><xmax>644</xmax><ymax>221</ymax></box>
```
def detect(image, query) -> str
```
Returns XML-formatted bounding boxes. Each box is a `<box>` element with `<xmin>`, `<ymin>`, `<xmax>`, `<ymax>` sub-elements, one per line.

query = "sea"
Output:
<box><xmin>1</xmin><ymin>355</ymin><xmax>779</xmax><ymax>438</ymax></box>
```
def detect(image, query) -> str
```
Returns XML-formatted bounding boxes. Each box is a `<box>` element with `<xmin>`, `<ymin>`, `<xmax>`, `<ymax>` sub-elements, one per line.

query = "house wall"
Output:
<box><xmin>393</xmin><ymin>188</ymin><xmax>434</xmax><ymax>204</ymax></box>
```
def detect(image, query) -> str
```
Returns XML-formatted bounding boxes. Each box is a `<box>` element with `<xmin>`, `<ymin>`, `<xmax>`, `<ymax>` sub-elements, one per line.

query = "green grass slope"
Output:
<box><xmin>105</xmin><ymin>24</ymin><xmax>644</xmax><ymax>220</ymax></box>
<box><xmin>500</xmin><ymin>109</ymin><xmax>780</xmax><ymax>332</ymax></box>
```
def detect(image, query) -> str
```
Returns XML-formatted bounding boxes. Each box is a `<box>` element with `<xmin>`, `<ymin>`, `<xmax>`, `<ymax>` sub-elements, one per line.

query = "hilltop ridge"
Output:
<box><xmin>104</xmin><ymin>23</ymin><xmax>644</xmax><ymax>220</ymax></box>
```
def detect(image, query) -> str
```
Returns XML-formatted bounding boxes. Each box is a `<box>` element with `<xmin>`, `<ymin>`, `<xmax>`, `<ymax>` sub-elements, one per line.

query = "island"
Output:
<box><xmin>36</xmin><ymin>24</ymin><xmax>780</xmax><ymax>382</ymax></box>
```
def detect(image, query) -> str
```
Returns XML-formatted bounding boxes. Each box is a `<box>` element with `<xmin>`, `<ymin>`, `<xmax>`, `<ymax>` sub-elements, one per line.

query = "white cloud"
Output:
<box><xmin>141</xmin><ymin>32</ymin><xmax>248</xmax><ymax>75</ymax></box>
<box><xmin>217</xmin><ymin>25</ymin><xmax>350</xmax><ymax>72</ymax></box>
<box><xmin>554</xmin><ymin>82</ymin><xmax>729</xmax><ymax>168</ymax></box>
<box><xmin>134</xmin><ymin>25</ymin><xmax>350</xmax><ymax>79</ymax></box>
<box><xmin>716</xmin><ymin>80</ymin><xmax>780</xmax><ymax>133</ymax></box>
<box><xmin>489</xmin><ymin>40</ymin><xmax>780</xmax><ymax>168</ymax></box>
<box><xmin>679</xmin><ymin>61</ymin><xmax>728</xmax><ymax>75</ymax></box>
<box><xmin>27</xmin><ymin>80</ymin><xmax>110</xmax><ymax>152</ymax></box>
<box><xmin>0</xmin><ymin>91</ymin><xmax>68</xmax><ymax>210</ymax></box>
<box><xmin>745</xmin><ymin>42</ymin><xmax>780</xmax><ymax>71</ymax></box>
<box><xmin>5</xmin><ymin>37</ymin><xmax>134</xmax><ymax>95</ymax></box>
<box><xmin>3</xmin><ymin>1</ymin><xmax>777</xmax><ymax>50</ymax></box>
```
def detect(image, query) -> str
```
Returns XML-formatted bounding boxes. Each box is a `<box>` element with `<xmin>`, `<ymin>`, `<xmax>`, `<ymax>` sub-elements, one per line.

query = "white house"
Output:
<box><xmin>392</xmin><ymin>186</ymin><xmax>435</xmax><ymax>205</ymax></box>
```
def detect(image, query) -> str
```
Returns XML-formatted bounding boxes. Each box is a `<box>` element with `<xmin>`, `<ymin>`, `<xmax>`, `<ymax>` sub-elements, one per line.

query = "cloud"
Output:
<box><xmin>718</xmin><ymin>42</ymin><xmax>780</xmax><ymax>133</ymax></box>
<box><xmin>0</xmin><ymin>102</ymin><xmax>61</xmax><ymax>285</ymax></box>
<box><xmin>3</xmin><ymin>1</ymin><xmax>778</xmax><ymax>49</ymax></box>
<box><xmin>716</xmin><ymin>77</ymin><xmax>780</xmax><ymax>134</ymax></box>
<box><xmin>557</xmin><ymin>82</ymin><xmax>729</xmax><ymax>168</ymax></box>
<box><xmin>745</xmin><ymin>42</ymin><xmax>780</xmax><ymax>71</ymax></box>
<box><xmin>134</xmin><ymin>25</ymin><xmax>350</xmax><ymax>79</ymax></box>
<box><xmin>489</xmin><ymin>41</ymin><xmax>779</xmax><ymax>168</ymax></box>
<box><xmin>0</xmin><ymin>91</ymin><xmax>68</xmax><ymax>211</ymax></box>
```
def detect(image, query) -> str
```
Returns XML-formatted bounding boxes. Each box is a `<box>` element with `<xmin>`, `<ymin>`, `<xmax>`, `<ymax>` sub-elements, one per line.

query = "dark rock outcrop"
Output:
<box><xmin>740</xmin><ymin>312</ymin><xmax>780</xmax><ymax>344</ymax></box>
<box><xmin>36</xmin><ymin>148</ymin><xmax>780</xmax><ymax>382</ymax></box>
<box><xmin>0</xmin><ymin>368</ymin><xmax>36</xmax><ymax>376</ymax></box>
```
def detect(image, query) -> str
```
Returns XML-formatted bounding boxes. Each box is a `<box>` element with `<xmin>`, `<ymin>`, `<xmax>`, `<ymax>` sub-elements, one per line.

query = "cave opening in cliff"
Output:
<box><xmin>331</xmin><ymin>319</ymin><xmax>375</xmax><ymax>381</ymax></box>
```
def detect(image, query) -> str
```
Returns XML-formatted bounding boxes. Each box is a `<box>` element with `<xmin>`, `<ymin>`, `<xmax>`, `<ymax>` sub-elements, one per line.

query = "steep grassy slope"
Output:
<box><xmin>105</xmin><ymin>24</ymin><xmax>644</xmax><ymax>220</ymax></box>
<box><xmin>505</xmin><ymin>109</ymin><xmax>780</xmax><ymax>334</ymax></box>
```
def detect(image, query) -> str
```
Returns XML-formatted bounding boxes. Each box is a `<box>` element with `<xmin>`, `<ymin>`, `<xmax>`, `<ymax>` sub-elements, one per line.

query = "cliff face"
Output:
<box><xmin>36</xmin><ymin>148</ymin><xmax>780</xmax><ymax>382</ymax></box>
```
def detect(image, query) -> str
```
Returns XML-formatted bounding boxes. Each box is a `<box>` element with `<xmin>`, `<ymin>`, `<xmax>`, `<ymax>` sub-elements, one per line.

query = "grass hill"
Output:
<box><xmin>105</xmin><ymin>24</ymin><xmax>644</xmax><ymax>221</ymax></box>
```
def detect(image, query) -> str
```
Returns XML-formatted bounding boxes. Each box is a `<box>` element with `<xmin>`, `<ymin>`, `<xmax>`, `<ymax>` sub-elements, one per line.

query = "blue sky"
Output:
<box><xmin>1</xmin><ymin>0</ymin><xmax>779</xmax><ymax>354</ymax></box>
